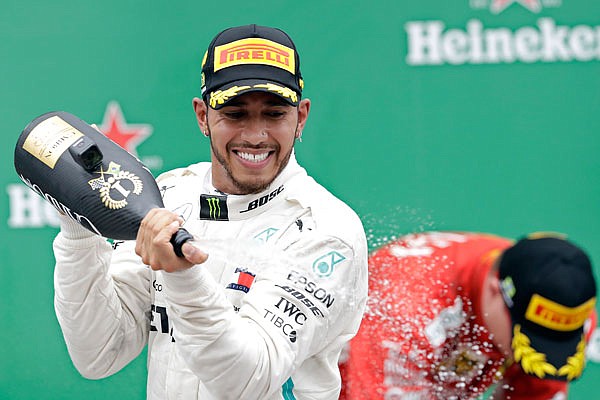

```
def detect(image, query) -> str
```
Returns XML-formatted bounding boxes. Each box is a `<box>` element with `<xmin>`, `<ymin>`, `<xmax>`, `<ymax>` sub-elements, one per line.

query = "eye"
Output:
<box><xmin>265</xmin><ymin>109</ymin><xmax>286</xmax><ymax>118</ymax></box>
<box><xmin>223</xmin><ymin>111</ymin><xmax>245</xmax><ymax>119</ymax></box>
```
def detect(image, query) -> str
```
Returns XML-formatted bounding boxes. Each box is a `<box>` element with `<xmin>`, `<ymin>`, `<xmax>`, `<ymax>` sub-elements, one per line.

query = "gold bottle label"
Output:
<box><xmin>22</xmin><ymin>116</ymin><xmax>83</xmax><ymax>168</ymax></box>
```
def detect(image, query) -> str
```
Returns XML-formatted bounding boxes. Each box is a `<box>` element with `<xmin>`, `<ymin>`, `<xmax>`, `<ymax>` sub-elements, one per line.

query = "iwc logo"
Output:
<box><xmin>88</xmin><ymin>161</ymin><xmax>143</xmax><ymax>209</ymax></box>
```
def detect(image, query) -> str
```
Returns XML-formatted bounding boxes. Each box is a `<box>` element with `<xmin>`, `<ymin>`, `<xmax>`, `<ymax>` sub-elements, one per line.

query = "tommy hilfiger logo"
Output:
<box><xmin>226</xmin><ymin>267</ymin><xmax>256</xmax><ymax>293</ymax></box>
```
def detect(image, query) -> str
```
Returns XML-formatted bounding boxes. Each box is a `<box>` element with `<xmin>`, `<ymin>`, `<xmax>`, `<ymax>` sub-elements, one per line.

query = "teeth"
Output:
<box><xmin>238</xmin><ymin>151</ymin><xmax>269</xmax><ymax>162</ymax></box>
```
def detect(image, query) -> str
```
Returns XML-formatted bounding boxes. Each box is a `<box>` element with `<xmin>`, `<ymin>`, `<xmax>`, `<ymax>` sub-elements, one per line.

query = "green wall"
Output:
<box><xmin>1</xmin><ymin>1</ymin><xmax>599</xmax><ymax>398</ymax></box>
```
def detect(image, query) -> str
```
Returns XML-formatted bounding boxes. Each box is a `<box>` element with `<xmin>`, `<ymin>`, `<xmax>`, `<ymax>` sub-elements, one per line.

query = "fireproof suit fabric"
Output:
<box><xmin>339</xmin><ymin>231</ymin><xmax>577</xmax><ymax>400</ymax></box>
<box><xmin>53</xmin><ymin>154</ymin><xmax>368</xmax><ymax>400</ymax></box>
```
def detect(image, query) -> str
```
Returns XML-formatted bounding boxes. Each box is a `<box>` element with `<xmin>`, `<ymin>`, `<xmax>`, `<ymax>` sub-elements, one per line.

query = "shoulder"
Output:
<box><xmin>286</xmin><ymin>173</ymin><xmax>365</xmax><ymax>247</ymax></box>
<box><xmin>155</xmin><ymin>162</ymin><xmax>210</xmax><ymax>184</ymax></box>
<box><xmin>367</xmin><ymin>232</ymin><xmax>512</xmax><ymax>283</ymax></box>
<box><xmin>372</xmin><ymin>231</ymin><xmax>511</xmax><ymax>256</ymax></box>
<box><xmin>154</xmin><ymin>162</ymin><xmax>210</xmax><ymax>211</ymax></box>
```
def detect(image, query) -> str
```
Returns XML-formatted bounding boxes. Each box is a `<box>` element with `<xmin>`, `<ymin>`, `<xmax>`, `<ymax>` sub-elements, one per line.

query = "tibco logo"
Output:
<box><xmin>263</xmin><ymin>308</ymin><xmax>297</xmax><ymax>343</ymax></box>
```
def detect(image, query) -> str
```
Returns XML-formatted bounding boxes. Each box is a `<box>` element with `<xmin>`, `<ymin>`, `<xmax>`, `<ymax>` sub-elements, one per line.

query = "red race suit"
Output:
<box><xmin>340</xmin><ymin>232</ymin><xmax>596</xmax><ymax>400</ymax></box>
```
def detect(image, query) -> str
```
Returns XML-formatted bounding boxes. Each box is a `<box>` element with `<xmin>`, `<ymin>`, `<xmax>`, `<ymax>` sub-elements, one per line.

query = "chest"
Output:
<box><xmin>154</xmin><ymin>200</ymin><xmax>313</xmax><ymax>309</ymax></box>
<box><xmin>382</xmin><ymin>296</ymin><xmax>504</xmax><ymax>396</ymax></box>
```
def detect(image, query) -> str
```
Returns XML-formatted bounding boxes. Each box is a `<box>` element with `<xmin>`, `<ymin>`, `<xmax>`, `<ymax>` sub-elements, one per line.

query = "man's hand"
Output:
<box><xmin>135</xmin><ymin>208</ymin><xmax>208</xmax><ymax>272</ymax></box>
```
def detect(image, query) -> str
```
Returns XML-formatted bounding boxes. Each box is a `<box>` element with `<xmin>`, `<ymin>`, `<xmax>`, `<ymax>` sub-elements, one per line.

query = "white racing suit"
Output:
<box><xmin>53</xmin><ymin>155</ymin><xmax>368</xmax><ymax>400</ymax></box>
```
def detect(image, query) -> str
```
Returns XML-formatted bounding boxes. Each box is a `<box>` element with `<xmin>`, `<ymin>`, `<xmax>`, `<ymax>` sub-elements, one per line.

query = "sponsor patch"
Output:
<box><xmin>254</xmin><ymin>227</ymin><xmax>279</xmax><ymax>243</ymax></box>
<box><xmin>263</xmin><ymin>308</ymin><xmax>298</xmax><ymax>343</ymax></box>
<box><xmin>199</xmin><ymin>194</ymin><xmax>229</xmax><ymax>221</ymax></box>
<box><xmin>226</xmin><ymin>267</ymin><xmax>256</xmax><ymax>293</ymax></box>
<box><xmin>275</xmin><ymin>284</ymin><xmax>325</xmax><ymax>318</ymax></box>
<box><xmin>312</xmin><ymin>251</ymin><xmax>346</xmax><ymax>278</ymax></box>
<box><xmin>275</xmin><ymin>297</ymin><xmax>307</xmax><ymax>326</ymax></box>
<box><xmin>286</xmin><ymin>270</ymin><xmax>335</xmax><ymax>308</ymax></box>
<box><xmin>525</xmin><ymin>294</ymin><xmax>596</xmax><ymax>331</ymax></box>
<box><xmin>434</xmin><ymin>345</ymin><xmax>487</xmax><ymax>381</ymax></box>
<box><xmin>500</xmin><ymin>276</ymin><xmax>516</xmax><ymax>308</ymax></box>
<box><xmin>241</xmin><ymin>185</ymin><xmax>284</xmax><ymax>214</ymax></box>
<box><xmin>214</xmin><ymin>38</ymin><xmax>295</xmax><ymax>73</ymax></box>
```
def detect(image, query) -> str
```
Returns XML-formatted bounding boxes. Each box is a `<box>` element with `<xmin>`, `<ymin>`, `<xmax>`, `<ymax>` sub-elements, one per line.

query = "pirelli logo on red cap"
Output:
<box><xmin>525</xmin><ymin>294</ymin><xmax>596</xmax><ymax>331</ymax></box>
<box><xmin>214</xmin><ymin>38</ymin><xmax>295</xmax><ymax>74</ymax></box>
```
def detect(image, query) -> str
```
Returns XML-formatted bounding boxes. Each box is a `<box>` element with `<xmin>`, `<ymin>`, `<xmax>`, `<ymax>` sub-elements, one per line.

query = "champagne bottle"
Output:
<box><xmin>14</xmin><ymin>111</ymin><xmax>192</xmax><ymax>257</ymax></box>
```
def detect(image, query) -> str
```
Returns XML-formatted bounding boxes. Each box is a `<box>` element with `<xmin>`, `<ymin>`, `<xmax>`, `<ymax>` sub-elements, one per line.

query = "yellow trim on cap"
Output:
<box><xmin>512</xmin><ymin>324</ymin><xmax>557</xmax><ymax>378</ymax></box>
<box><xmin>209</xmin><ymin>85</ymin><xmax>251</xmax><ymax>108</ymax></box>
<box><xmin>252</xmin><ymin>83</ymin><xmax>297</xmax><ymax>102</ymax></box>
<box><xmin>209</xmin><ymin>83</ymin><xmax>298</xmax><ymax>108</ymax></box>
<box><xmin>557</xmin><ymin>338</ymin><xmax>586</xmax><ymax>381</ymax></box>
<box><xmin>512</xmin><ymin>324</ymin><xmax>586</xmax><ymax>381</ymax></box>
<box><xmin>526</xmin><ymin>231</ymin><xmax>568</xmax><ymax>240</ymax></box>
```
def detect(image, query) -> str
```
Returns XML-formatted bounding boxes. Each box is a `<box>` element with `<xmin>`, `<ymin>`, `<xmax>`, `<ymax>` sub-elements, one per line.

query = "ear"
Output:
<box><xmin>488</xmin><ymin>272</ymin><xmax>500</xmax><ymax>293</ymax></box>
<box><xmin>296</xmin><ymin>98</ymin><xmax>311</xmax><ymax>135</ymax></box>
<box><xmin>192</xmin><ymin>97</ymin><xmax>209</xmax><ymax>136</ymax></box>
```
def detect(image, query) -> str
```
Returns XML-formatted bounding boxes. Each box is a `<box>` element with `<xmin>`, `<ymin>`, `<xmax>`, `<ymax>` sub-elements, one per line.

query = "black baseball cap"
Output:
<box><xmin>499</xmin><ymin>234</ymin><xmax>597</xmax><ymax>381</ymax></box>
<box><xmin>200</xmin><ymin>24</ymin><xmax>304</xmax><ymax>109</ymax></box>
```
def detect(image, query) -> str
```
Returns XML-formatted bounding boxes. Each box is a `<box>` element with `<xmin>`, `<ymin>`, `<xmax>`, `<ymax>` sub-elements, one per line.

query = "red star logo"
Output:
<box><xmin>491</xmin><ymin>0</ymin><xmax>542</xmax><ymax>13</ymax></box>
<box><xmin>98</xmin><ymin>101</ymin><xmax>152</xmax><ymax>156</ymax></box>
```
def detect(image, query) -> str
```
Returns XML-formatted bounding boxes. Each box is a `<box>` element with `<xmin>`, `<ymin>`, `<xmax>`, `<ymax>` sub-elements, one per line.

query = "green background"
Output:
<box><xmin>1</xmin><ymin>0</ymin><xmax>599</xmax><ymax>398</ymax></box>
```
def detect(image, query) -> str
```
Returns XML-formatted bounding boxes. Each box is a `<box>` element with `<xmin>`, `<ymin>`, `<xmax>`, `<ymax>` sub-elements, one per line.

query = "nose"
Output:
<box><xmin>240</xmin><ymin>118</ymin><xmax>268</xmax><ymax>144</ymax></box>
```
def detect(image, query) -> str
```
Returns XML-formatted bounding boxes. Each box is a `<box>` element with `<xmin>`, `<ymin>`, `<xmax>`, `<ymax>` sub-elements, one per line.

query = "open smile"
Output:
<box><xmin>235</xmin><ymin>151</ymin><xmax>271</xmax><ymax>163</ymax></box>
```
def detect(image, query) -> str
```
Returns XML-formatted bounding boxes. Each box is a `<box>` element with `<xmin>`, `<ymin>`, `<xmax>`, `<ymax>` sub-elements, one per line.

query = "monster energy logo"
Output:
<box><xmin>200</xmin><ymin>194</ymin><xmax>229</xmax><ymax>221</ymax></box>
<box><xmin>207</xmin><ymin>197</ymin><xmax>221</xmax><ymax>219</ymax></box>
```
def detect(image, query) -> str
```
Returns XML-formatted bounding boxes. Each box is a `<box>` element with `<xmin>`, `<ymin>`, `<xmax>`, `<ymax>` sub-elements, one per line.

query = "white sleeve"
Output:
<box><xmin>53</xmin><ymin>217</ymin><xmax>151</xmax><ymax>379</ymax></box>
<box><xmin>162</xmin><ymin>234</ymin><xmax>367</xmax><ymax>399</ymax></box>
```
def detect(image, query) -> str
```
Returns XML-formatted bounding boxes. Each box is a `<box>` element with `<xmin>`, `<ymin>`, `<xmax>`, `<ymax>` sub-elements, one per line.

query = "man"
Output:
<box><xmin>339</xmin><ymin>231</ymin><xmax>597</xmax><ymax>399</ymax></box>
<box><xmin>53</xmin><ymin>25</ymin><xmax>368</xmax><ymax>399</ymax></box>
